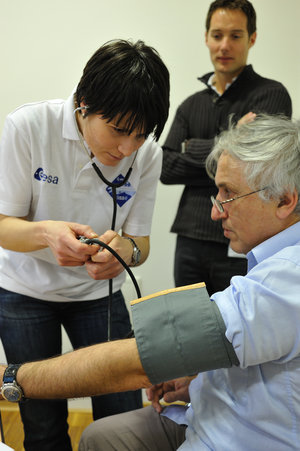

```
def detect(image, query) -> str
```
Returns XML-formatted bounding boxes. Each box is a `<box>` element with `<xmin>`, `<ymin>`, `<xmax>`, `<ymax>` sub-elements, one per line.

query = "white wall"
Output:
<box><xmin>0</xmin><ymin>0</ymin><xmax>299</xmax><ymax>373</ymax></box>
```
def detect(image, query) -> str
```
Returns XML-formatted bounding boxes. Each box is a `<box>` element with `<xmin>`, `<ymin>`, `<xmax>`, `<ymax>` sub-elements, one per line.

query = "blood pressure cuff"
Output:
<box><xmin>130</xmin><ymin>282</ymin><xmax>239</xmax><ymax>384</ymax></box>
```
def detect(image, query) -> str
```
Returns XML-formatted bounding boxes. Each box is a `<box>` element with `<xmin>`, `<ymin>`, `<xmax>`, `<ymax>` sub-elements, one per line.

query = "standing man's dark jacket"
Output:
<box><xmin>161</xmin><ymin>65</ymin><xmax>292</xmax><ymax>244</ymax></box>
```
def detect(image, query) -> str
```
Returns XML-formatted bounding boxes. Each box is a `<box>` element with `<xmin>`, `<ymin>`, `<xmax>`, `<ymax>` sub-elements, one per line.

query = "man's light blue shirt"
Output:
<box><xmin>166</xmin><ymin>221</ymin><xmax>300</xmax><ymax>450</ymax></box>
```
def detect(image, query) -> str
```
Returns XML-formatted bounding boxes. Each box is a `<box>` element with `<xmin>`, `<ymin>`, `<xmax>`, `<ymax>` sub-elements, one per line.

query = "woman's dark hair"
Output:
<box><xmin>75</xmin><ymin>39</ymin><xmax>170</xmax><ymax>140</ymax></box>
<box><xmin>206</xmin><ymin>0</ymin><xmax>256</xmax><ymax>36</ymax></box>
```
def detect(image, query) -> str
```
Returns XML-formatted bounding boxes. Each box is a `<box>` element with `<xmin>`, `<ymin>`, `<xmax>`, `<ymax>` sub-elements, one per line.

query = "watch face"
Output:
<box><xmin>2</xmin><ymin>384</ymin><xmax>22</xmax><ymax>402</ymax></box>
<box><xmin>135</xmin><ymin>248</ymin><xmax>141</xmax><ymax>264</ymax></box>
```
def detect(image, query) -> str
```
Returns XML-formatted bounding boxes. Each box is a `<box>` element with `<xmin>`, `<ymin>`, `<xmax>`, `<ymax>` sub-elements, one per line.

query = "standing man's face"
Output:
<box><xmin>205</xmin><ymin>8</ymin><xmax>256</xmax><ymax>81</ymax></box>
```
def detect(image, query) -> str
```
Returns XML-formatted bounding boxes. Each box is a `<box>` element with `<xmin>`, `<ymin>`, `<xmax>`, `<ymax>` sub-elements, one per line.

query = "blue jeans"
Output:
<box><xmin>0</xmin><ymin>288</ymin><xmax>142</xmax><ymax>451</ymax></box>
<box><xmin>174</xmin><ymin>236</ymin><xmax>248</xmax><ymax>295</ymax></box>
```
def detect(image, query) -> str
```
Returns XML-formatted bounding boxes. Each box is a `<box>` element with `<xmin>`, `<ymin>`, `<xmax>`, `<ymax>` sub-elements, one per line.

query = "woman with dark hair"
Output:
<box><xmin>0</xmin><ymin>39</ymin><xmax>170</xmax><ymax>451</ymax></box>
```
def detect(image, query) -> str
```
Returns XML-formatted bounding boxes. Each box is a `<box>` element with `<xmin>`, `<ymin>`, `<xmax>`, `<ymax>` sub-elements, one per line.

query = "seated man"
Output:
<box><xmin>1</xmin><ymin>114</ymin><xmax>300</xmax><ymax>450</ymax></box>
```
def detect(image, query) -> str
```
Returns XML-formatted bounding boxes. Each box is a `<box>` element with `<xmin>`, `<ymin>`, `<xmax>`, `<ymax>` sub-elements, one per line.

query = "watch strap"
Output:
<box><xmin>3</xmin><ymin>364</ymin><xmax>22</xmax><ymax>382</ymax></box>
<box><xmin>124</xmin><ymin>237</ymin><xmax>141</xmax><ymax>266</ymax></box>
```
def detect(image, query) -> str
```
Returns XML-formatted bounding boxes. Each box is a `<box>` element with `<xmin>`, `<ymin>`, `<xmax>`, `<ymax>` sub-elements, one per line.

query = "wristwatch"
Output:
<box><xmin>1</xmin><ymin>363</ymin><xmax>24</xmax><ymax>402</ymax></box>
<box><xmin>124</xmin><ymin>237</ymin><xmax>141</xmax><ymax>266</ymax></box>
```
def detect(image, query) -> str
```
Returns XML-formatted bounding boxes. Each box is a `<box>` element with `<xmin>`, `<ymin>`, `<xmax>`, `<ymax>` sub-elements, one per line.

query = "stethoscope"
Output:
<box><xmin>73</xmin><ymin>106</ymin><xmax>141</xmax><ymax>340</ymax></box>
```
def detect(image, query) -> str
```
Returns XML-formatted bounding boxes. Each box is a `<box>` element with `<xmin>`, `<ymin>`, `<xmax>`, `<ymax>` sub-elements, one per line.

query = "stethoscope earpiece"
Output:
<box><xmin>74</xmin><ymin>105</ymin><xmax>89</xmax><ymax>118</ymax></box>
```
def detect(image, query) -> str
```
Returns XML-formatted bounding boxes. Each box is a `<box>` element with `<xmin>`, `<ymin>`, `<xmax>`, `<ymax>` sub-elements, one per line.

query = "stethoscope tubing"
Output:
<box><xmin>73</xmin><ymin>106</ymin><xmax>141</xmax><ymax>340</ymax></box>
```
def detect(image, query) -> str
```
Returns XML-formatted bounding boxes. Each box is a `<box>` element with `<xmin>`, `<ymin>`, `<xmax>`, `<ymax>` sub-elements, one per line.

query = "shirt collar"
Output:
<box><xmin>207</xmin><ymin>73</ymin><xmax>237</xmax><ymax>96</ymax></box>
<box><xmin>62</xmin><ymin>90</ymin><xmax>80</xmax><ymax>141</ymax></box>
<box><xmin>199</xmin><ymin>64</ymin><xmax>254</xmax><ymax>91</ymax></box>
<box><xmin>247</xmin><ymin>221</ymin><xmax>300</xmax><ymax>271</ymax></box>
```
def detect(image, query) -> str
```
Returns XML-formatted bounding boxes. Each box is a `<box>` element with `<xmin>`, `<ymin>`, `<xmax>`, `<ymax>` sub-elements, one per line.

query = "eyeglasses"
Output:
<box><xmin>211</xmin><ymin>188</ymin><xmax>268</xmax><ymax>213</ymax></box>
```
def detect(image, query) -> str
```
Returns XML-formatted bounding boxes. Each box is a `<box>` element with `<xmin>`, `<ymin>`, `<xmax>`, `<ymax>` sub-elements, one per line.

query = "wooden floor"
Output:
<box><xmin>0</xmin><ymin>402</ymin><xmax>93</xmax><ymax>451</ymax></box>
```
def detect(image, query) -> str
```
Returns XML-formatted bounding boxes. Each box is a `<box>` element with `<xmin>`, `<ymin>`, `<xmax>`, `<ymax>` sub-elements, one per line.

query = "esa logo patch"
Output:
<box><xmin>106</xmin><ymin>174</ymin><xmax>136</xmax><ymax>207</ymax></box>
<box><xmin>34</xmin><ymin>167</ymin><xmax>59</xmax><ymax>184</ymax></box>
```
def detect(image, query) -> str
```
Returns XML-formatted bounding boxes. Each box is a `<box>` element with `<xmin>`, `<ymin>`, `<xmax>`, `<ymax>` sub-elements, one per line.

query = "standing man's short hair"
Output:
<box><xmin>205</xmin><ymin>0</ymin><xmax>257</xmax><ymax>36</ymax></box>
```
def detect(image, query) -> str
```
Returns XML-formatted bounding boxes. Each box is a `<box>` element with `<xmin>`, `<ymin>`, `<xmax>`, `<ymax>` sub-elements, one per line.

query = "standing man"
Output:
<box><xmin>0</xmin><ymin>39</ymin><xmax>169</xmax><ymax>451</ymax></box>
<box><xmin>161</xmin><ymin>0</ymin><xmax>292</xmax><ymax>295</ymax></box>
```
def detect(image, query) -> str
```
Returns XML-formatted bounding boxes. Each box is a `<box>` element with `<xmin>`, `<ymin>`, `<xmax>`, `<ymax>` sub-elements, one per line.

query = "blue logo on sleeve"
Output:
<box><xmin>34</xmin><ymin>167</ymin><xmax>59</xmax><ymax>184</ymax></box>
<box><xmin>106</xmin><ymin>174</ymin><xmax>136</xmax><ymax>207</ymax></box>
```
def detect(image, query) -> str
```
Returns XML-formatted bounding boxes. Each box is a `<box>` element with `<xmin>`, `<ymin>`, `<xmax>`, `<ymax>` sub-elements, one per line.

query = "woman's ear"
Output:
<box><xmin>79</xmin><ymin>101</ymin><xmax>89</xmax><ymax>118</ymax></box>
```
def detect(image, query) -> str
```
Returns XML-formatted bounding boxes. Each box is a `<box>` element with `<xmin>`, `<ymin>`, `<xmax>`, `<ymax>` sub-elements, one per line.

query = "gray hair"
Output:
<box><xmin>206</xmin><ymin>114</ymin><xmax>300</xmax><ymax>214</ymax></box>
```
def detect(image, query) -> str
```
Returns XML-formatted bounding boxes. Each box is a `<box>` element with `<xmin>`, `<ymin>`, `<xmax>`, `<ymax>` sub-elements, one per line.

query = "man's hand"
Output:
<box><xmin>237</xmin><ymin>112</ymin><xmax>256</xmax><ymax>127</ymax></box>
<box><xmin>146</xmin><ymin>377</ymin><xmax>193</xmax><ymax>413</ymax></box>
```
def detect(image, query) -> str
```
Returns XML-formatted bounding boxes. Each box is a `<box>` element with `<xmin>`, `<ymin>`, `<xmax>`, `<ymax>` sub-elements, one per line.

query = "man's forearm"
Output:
<box><xmin>0</xmin><ymin>339</ymin><xmax>150</xmax><ymax>400</ymax></box>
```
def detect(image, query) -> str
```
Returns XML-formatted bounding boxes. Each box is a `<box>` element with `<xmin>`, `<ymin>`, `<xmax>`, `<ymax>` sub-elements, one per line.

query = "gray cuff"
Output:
<box><xmin>131</xmin><ymin>283</ymin><xmax>239</xmax><ymax>384</ymax></box>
